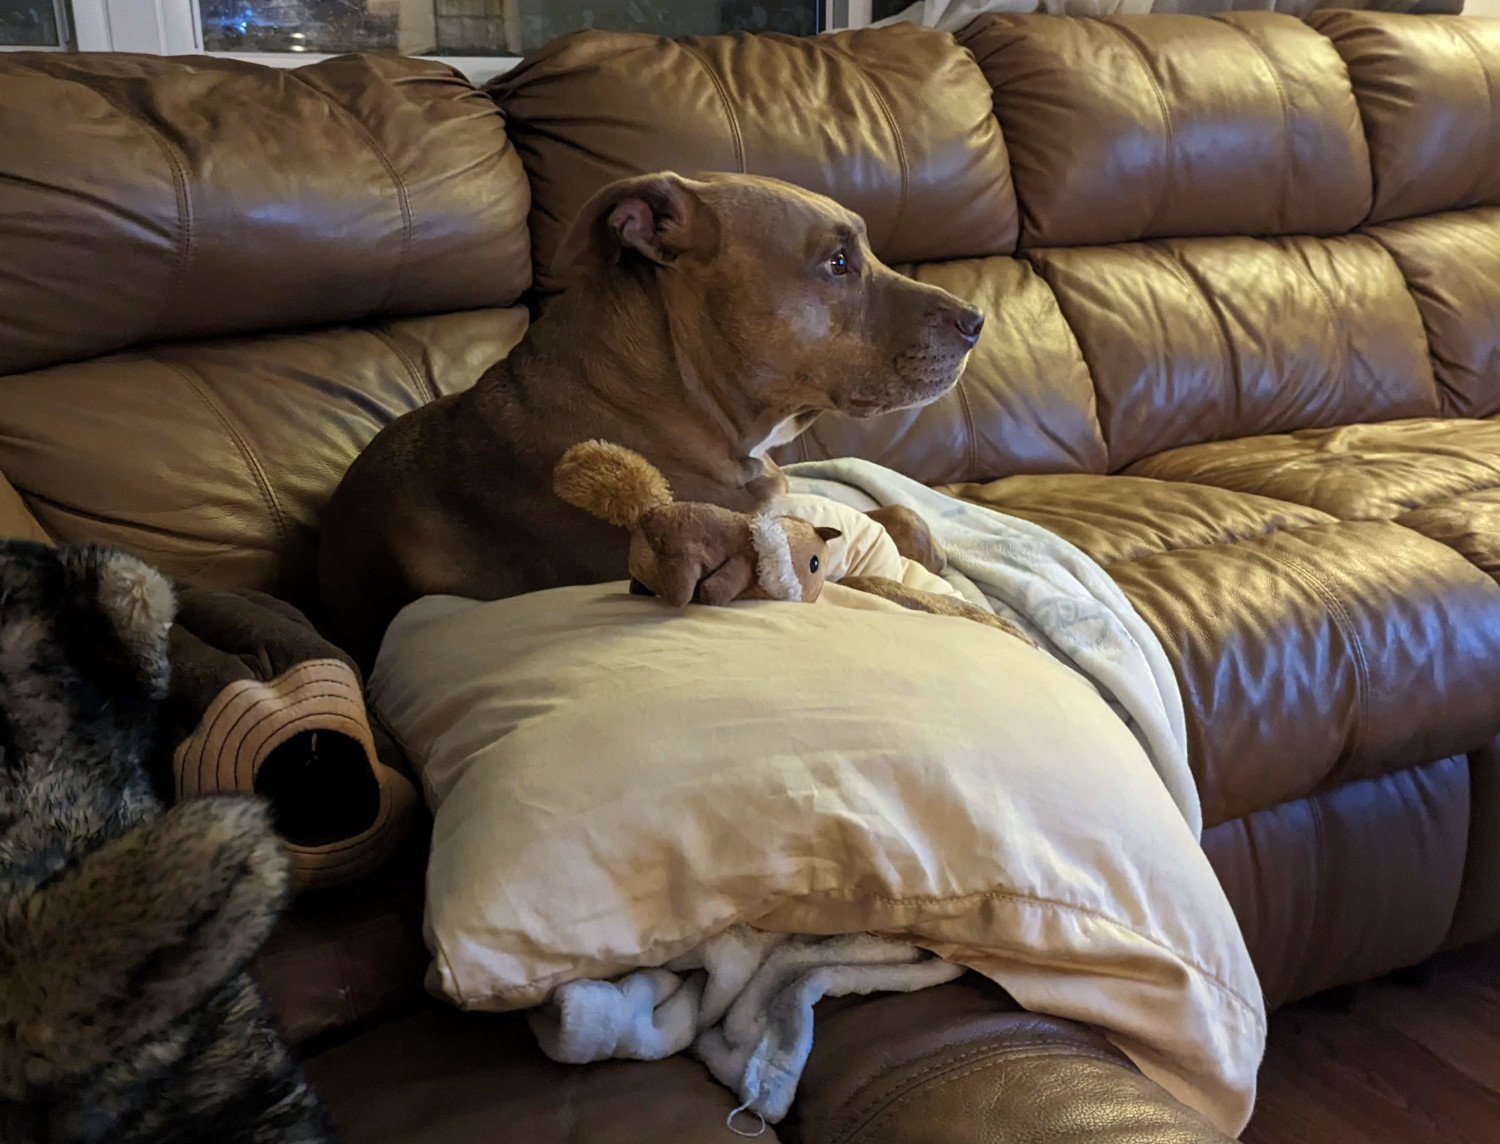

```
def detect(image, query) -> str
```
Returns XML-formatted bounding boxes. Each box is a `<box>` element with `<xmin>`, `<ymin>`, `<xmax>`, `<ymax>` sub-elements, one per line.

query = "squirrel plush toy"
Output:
<box><xmin>0</xmin><ymin>539</ymin><xmax>334</xmax><ymax>1144</ymax></box>
<box><xmin>555</xmin><ymin>440</ymin><xmax>841</xmax><ymax>606</ymax></box>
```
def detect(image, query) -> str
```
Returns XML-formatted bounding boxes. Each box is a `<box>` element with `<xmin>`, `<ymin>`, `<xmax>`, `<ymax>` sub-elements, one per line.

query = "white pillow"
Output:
<box><xmin>370</xmin><ymin>582</ymin><xmax>1262</xmax><ymax>1134</ymax></box>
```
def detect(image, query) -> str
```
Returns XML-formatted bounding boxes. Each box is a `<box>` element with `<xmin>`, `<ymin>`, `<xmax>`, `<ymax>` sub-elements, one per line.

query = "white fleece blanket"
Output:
<box><xmin>783</xmin><ymin>458</ymin><xmax>1198</xmax><ymax>836</ymax></box>
<box><xmin>531</xmin><ymin>927</ymin><xmax>965</xmax><ymax>1131</ymax></box>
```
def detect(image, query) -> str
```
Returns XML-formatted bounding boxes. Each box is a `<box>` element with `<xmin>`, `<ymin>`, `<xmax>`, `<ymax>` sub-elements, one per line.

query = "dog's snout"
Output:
<box><xmin>954</xmin><ymin>306</ymin><xmax>985</xmax><ymax>345</ymax></box>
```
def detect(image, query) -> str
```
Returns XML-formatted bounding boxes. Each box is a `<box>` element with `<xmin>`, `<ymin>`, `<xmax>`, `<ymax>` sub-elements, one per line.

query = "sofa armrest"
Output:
<box><xmin>0</xmin><ymin>467</ymin><xmax>47</xmax><ymax>543</ymax></box>
<box><xmin>788</xmin><ymin>976</ymin><xmax>1234</xmax><ymax>1144</ymax></box>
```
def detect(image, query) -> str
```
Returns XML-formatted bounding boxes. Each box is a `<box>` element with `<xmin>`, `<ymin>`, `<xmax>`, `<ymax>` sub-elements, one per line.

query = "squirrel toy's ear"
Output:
<box><xmin>814</xmin><ymin>527</ymin><xmax>842</xmax><ymax>542</ymax></box>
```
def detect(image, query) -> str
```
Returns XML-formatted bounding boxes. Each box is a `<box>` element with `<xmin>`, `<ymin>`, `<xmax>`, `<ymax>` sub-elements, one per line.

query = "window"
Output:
<box><xmin>57</xmin><ymin>0</ymin><xmax>878</xmax><ymax>80</ymax></box>
<box><xmin>0</xmin><ymin>0</ymin><xmax>69</xmax><ymax>46</ymax></box>
<box><xmin>199</xmin><ymin>0</ymin><xmax>827</xmax><ymax>56</ymax></box>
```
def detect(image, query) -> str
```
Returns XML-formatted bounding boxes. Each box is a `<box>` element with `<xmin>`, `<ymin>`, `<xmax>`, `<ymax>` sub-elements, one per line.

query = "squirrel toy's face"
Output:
<box><xmin>775</xmin><ymin>518</ymin><xmax>842</xmax><ymax>604</ymax></box>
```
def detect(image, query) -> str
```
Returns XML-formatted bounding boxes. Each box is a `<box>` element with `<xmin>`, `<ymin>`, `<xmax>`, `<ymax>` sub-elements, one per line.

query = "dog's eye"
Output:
<box><xmin>810</xmin><ymin>555</ymin><xmax>820</xmax><ymax>574</ymax></box>
<box><xmin>828</xmin><ymin>251</ymin><xmax>849</xmax><ymax>276</ymax></box>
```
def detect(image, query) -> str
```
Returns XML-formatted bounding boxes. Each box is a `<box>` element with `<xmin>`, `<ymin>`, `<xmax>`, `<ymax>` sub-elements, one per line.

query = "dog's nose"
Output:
<box><xmin>954</xmin><ymin>307</ymin><xmax>985</xmax><ymax>345</ymax></box>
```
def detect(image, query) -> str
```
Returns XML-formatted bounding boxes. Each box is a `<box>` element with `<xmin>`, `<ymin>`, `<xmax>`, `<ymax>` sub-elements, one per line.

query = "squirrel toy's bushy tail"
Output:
<box><xmin>554</xmin><ymin>440</ymin><xmax>675</xmax><ymax>529</ymax></box>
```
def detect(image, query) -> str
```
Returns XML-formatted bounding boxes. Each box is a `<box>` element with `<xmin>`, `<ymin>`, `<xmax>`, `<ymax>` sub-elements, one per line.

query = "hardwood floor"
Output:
<box><xmin>1242</xmin><ymin>939</ymin><xmax>1500</xmax><ymax>1144</ymax></box>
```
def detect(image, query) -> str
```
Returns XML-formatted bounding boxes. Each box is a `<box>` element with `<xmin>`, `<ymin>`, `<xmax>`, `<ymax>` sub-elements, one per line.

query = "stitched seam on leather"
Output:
<box><xmin>1223</xmin><ymin>20</ymin><xmax>1293</xmax><ymax>231</ymax></box>
<box><xmin>1446</xmin><ymin>24</ymin><xmax>1497</xmax><ymax>212</ymax></box>
<box><xmin>287</xmin><ymin>71</ymin><xmax>414</xmax><ymax>313</ymax></box>
<box><xmin>1097</xmin><ymin>514</ymin><xmax>1333</xmax><ymax>569</ymax></box>
<box><xmin>54</xmin><ymin>74</ymin><xmax>195</xmax><ymax>343</ymax></box>
<box><xmin>1286</xmin><ymin>240</ymin><xmax>1352</xmax><ymax>400</ymax></box>
<box><xmin>1264</xmin><ymin>547</ymin><xmax>1369</xmax><ymax>766</ymax></box>
<box><xmin>156</xmin><ymin>355</ymin><xmax>290</xmax><ymax>542</ymax></box>
<box><xmin>1106</xmin><ymin>21</ymin><xmax>1176</xmax><ymax>238</ymax></box>
<box><xmin>1363</xmin><ymin>228</ymin><xmax>1468</xmax><ymax>415</ymax></box>
<box><xmin>10</xmin><ymin>487</ymin><xmax>276</xmax><ymax>547</ymax></box>
<box><xmin>1161</xmin><ymin>246</ymin><xmax>1241</xmax><ymax>436</ymax></box>
<box><xmin>846</xmin><ymin>47</ymin><xmax>910</xmax><ymax>252</ymax></box>
<box><xmin>680</xmin><ymin>43</ymin><xmax>746</xmax><ymax>173</ymax></box>
<box><xmin>955</xmin><ymin>379</ymin><xmax>980</xmax><ymax>480</ymax></box>
<box><xmin>367</xmin><ymin>325</ymin><xmax>439</xmax><ymax>404</ymax></box>
<box><xmin>840</xmin><ymin>1045</ymin><xmax>1123</xmax><ymax>1144</ymax></box>
<box><xmin>830</xmin><ymin>1041</ymin><xmax>1121</xmax><ymax>1144</ymax></box>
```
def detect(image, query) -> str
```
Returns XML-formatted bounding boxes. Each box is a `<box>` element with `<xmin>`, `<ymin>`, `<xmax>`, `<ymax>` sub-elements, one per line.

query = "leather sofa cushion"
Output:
<box><xmin>490</xmin><ymin>23</ymin><xmax>1017</xmax><ymax>295</ymax></box>
<box><xmin>775</xmin><ymin>256</ymin><xmax>1107</xmax><ymax>483</ymax></box>
<box><xmin>1310</xmin><ymin>12</ymin><xmax>1500</xmax><ymax>225</ymax></box>
<box><xmin>1029</xmin><ymin>235</ymin><xmax>1439</xmax><ymax>469</ymax></box>
<box><xmin>1204</xmin><ymin>756</ymin><xmax>1468</xmax><ymax>1007</ymax></box>
<box><xmin>305</xmin><ymin>978</ymin><xmax>1232</xmax><ymax>1144</ymax></box>
<box><xmin>949</xmin><ymin>477</ymin><xmax>1500</xmax><ymax>828</ymax></box>
<box><xmin>1368</xmin><ymin>209</ymin><xmax>1500</xmax><ymax>418</ymax></box>
<box><xmin>1126</xmin><ymin>418</ymin><xmax>1500</xmax><ymax>521</ymax></box>
<box><xmin>0</xmin><ymin>54</ymin><xmax>531</xmax><ymax>376</ymax></box>
<box><xmin>1397</xmin><ymin>489</ymin><xmax>1500</xmax><ymax>585</ymax></box>
<box><xmin>940</xmin><ymin>473</ymin><xmax>1335</xmax><ymax>566</ymax></box>
<box><xmin>0</xmin><ymin>308</ymin><xmax>527</xmax><ymax>607</ymax></box>
<box><xmin>959</xmin><ymin>12</ymin><xmax>1371</xmax><ymax>248</ymax></box>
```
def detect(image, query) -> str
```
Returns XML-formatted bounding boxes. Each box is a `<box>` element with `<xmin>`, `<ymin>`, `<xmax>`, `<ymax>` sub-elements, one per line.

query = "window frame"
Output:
<box><xmin>59</xmin><ymin>0</ymin><xmax>875</xmax><ymax>81</ymax></box>
<box><xmin>0</xmin><ymin>0</ymin><xmax>73</xmax><ymax>49</ymax></box>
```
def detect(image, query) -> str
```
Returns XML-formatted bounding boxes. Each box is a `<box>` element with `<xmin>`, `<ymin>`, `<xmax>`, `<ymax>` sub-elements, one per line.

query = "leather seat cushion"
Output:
<box><xmin>1126</xmin><ymin>418</ymin><xmax>1500</xmax><ymax>589</ymax></box>
<box><xmin>944</xmin><ymin>475</ymin><xmax>1500</xmax><ymax>828</ymax></box>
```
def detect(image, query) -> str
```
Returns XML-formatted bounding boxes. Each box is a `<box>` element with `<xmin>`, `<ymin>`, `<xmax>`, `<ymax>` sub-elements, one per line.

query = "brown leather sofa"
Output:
<box><xmin>2</xmin><ymin>10</ymin><xmax>1498</xmax><ymax>1141</ymax></box>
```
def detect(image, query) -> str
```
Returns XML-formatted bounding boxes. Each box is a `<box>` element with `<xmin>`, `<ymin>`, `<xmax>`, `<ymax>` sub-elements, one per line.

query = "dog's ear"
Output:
<box><xmin>556</xmin><ymin>172</ymin><xmax>721</xmax><ymax>272</ymax></box>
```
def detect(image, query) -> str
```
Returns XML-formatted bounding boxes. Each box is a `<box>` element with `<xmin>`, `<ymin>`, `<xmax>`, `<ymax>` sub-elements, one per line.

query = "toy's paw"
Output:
<box><xmin>866</xmin><ymin>505</ymin><xmax>947</xmax><ymax>575</ymax></box>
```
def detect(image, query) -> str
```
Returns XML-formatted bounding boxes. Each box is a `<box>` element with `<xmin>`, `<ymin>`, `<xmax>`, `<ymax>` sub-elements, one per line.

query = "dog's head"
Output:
<box><xmin>0</xmin><ymin>541</ymin><xmax>174</xmax><ymax>832</ymax></box>
<box><xmin>558</xmin><ymin>171</ymin><xmax>984</xmax><ymax>433</ymax></box>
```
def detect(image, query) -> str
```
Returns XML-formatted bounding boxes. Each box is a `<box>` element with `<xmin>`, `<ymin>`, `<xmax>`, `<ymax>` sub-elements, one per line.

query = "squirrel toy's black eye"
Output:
<box><xmin>809</xmin><ymin>555</ymin><xmax>820</xmax><ymax>574</ymax></box>
<box><xmin>829</xmin><ymin>251</ymin><xmax>848</xmax><ymax>276</ymax></box>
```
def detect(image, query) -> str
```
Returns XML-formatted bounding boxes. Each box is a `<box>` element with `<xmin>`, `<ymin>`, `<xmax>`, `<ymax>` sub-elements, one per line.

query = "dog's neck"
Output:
<box><xmin>514</xmin><ymin>268</ymin><xmax>815</xmax><ymax>482</ymax></box>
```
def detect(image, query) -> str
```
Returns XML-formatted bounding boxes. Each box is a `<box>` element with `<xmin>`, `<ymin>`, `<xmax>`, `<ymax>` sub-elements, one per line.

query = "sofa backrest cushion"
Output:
<box><xmin>0</xmin><ymin>53</ymin><xmax>532</xmax><ymax>376</ymax></box>
<box><xmin>1311</xmin><ymin>12</ymin><xmax>1500</xmax><ymax>226</ymax></box>
<box><xmin>491</xmin><ymin>23</ymin><xmax>1018</xmax><ymax>296</ymax></box>
<box><xmin>1369</xmin><ymin>209</ymin><xmax>1500</xmax><ymax>418</ymax></box>
<box><xmin>0</xmin><ymin>308</ymin><xmax>528</xmax><ymax>605</ymax></box>
<box><xmin>1032</xmin><ymin>235</ymin><xmax>1441</xmax><ymax>470</ymax></box>
<box><xmin>959</xmin><ymin>12</ymin><xmax>1374</xmax><ymax>248</ymax></box>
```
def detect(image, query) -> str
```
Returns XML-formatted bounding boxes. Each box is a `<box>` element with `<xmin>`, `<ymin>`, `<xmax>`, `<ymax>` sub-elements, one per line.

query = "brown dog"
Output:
<box><xmin>319</xmin><ymin>171</ymin><xmax>982</xmax><ymax>659</ymax></box>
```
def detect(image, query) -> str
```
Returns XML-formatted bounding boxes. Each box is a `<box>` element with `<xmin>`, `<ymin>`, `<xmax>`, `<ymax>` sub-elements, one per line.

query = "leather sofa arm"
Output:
<box><xmin>0</xmin><ymin>468</ymin><xmax>47</xmax><ymax>543</ymax></box>
<box><xmin>787</xmin><ymin>976</ymin><xmax>1234</xmax><ymax>1144</ymax></box>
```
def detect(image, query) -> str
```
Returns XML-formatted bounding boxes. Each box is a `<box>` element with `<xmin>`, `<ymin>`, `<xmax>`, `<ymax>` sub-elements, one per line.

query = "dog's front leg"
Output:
<box><xmin>0</xmin><ymin>797</ymin><xmax>288</xmax><ymax>1096</ymax></box>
